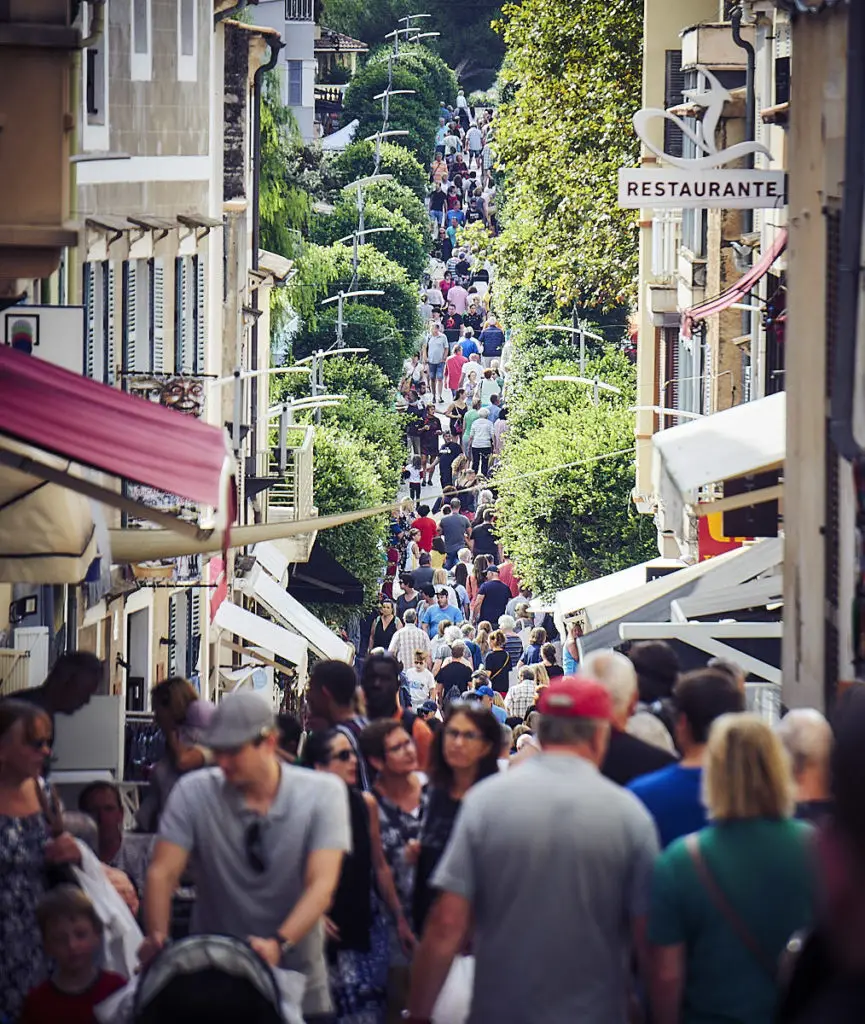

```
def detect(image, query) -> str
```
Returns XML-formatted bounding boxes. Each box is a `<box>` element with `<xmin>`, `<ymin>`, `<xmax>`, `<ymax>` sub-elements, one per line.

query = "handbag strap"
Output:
<box><xmin>685</xmin><ymin>833</ymin><xmax>777</xmax><ymax>980</ymax></box>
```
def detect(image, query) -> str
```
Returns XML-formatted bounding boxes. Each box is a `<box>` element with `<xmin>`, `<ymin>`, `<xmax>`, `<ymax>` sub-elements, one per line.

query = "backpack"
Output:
<box><xmin>400</xmin><ymin>707</ymin><xmax>418</xmax><ymax>733</ymax></box>
<box><xmin>443</xmin><ymin>683</ymin><xmax>463</xmax><ymax>710</ymax></box>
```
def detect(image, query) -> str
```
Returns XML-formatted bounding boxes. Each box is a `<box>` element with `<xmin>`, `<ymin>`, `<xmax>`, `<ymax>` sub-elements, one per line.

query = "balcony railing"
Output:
<box><xmin>261</xmin><ymin>424</ymin><xmax>317</xmax><ymax>561</ymax></box>
<box><xmin>285</xmin><ymin>0</ymin><xmax>313</xmax><ymax>21</ymax></box>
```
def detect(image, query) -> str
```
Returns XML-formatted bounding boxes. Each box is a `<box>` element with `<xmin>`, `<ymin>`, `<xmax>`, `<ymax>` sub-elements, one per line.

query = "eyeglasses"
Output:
<box><xmin>444</xmin><ymin>726</ymin><xmax>484</xmax><ymax>743</ymax></box>
<box><xmin>26</xmin><ymin>737</ymin><xmax>53</xmax><ymax>752</ymax></box>
<box><xmin>245</xmin><ymin>820</ymin><xmax>268</xmax><ymax>874</ymax></box>
<box><xmin>329</xmin><ymin>749</ymin><xmax>356</xmax><ymax>764</ymax></box>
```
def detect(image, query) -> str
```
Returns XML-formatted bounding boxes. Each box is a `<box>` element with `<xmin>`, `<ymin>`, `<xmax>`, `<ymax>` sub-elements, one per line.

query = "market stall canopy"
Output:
<box><xmin>214</xmin><ymin>600</ymin><xmax>308</xmax><ymax>669</ymax></box>
<box><xmin>108</xmin><ymin>503</ymin><xmax>398</xmax><ymax>563</ymax></box>
<box><xmin>0</xmin><ymin>345</ymin><xmax>236</xmax><ymax>536</ymax></box>
<box><xmin>652</xmin><ymin>392</ymin><xmax>785</xmax><ymax>535</ymax></box>
<box><xmin>321</xmin><ymin>119</ymin><xmax>359</xmax><ymax>152</ymax></box>
<box><xmin>681</xmin><ymin>228</ymin><xmax>787</xmax><ymax>340</ymax></box>
<box><xmin>287</xmin><ymin>538</ymin><xmax>364</xmax><ymax>606</ymax></box>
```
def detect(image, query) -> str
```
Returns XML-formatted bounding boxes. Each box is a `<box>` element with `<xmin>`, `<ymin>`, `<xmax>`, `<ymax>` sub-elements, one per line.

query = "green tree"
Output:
<box><xmin>341</xmin><ymin>61</ymin><xmax>437</xmax><ymax>164</ymax></box>
<box><xmin>259</xmin><ymin>72</ymin><xmax>312</xmax><ymax>256</ymax></box>
<box><xmin>290</xmin><ymin>304</ymin><xmax>410</xmax><ymax>382</ymax></box>
<box><xmin>312</xmin><ymin>192</ymin><xmax>429</xmax><ymax>283</ymax></box>
<box><xmin>288</xmin><ymin>241</ymin><xmax>421</xmax><ymax>342</ymax></box>
<box><xmin>491</xmin><ymin>0</ymin><xmax>642</xmax><ymax>310</ymax></box>
<box><xmin>274</xmin><ymin>355</ymin><xmax>396</xmax><ymax>407</ymax></box>
<box><xmin>331</xmin><ymin>139</ymin><xmax>427</xmax><ymax>198</ymax></box>
<box><xmin>493</xmin><ymin>404</ymin><xmax>656</xmax><ymax>593</ymax></box>
<box><xmin>365</xmin><ymin>43</ymin><xmax>458</xmax><ymax>107</ymax></box>
<box><xmin>310</xmin><ymin>427</ymin><xmax>390</xmax><ymax>619</ymax></box>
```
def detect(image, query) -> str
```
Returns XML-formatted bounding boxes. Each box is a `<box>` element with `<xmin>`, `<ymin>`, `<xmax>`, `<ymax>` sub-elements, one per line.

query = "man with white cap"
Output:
<box><xmin>405</xmin><ymin>676</ymin><xmax>659</xmax><ymax>1024</ymax></box>
<box><xmin>140</xmin><ymin>690</ymin><xmax>351</xmax><ymax>1022</ymax></box>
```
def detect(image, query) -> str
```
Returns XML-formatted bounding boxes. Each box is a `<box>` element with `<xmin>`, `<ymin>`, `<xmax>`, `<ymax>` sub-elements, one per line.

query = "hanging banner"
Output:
<box><xmin>618</xmin><ymin>66</ymin><xmax>786</xmax><ymax>210</ymax></box>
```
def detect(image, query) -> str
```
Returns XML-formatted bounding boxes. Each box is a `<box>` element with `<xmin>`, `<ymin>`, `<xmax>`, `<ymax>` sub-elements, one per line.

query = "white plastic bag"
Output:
<box><xmin>72</xmin><ymin>841</ymin><xmax>143</xmax><ymax>979</ymax></box>
<box><xmin>431</xmin><ymin>954</ymin><xmax>474</xmax><ymax>1024</ymax></box>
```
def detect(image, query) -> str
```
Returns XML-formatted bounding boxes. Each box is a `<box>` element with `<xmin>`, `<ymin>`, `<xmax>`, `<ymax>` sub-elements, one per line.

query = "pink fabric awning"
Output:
<box><xmin>681</xmin><ymin>228</ymin><xmax>788</xmax><ymax>340</ymax></box>
<box><xmin>0</xmin><ymin>344</ymin><xmax>235</xmax><ymax>515</ymax></box>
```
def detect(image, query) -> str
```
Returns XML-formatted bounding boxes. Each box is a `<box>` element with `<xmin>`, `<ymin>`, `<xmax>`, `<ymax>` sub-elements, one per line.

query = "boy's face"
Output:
<box><xmin>45</xmin><ymin>914</ymin><xmax>101</xmax><ymax>974</ymax></box>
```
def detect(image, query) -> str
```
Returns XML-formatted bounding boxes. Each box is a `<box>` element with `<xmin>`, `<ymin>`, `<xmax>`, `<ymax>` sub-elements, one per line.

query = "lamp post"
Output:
<box><xmin>208</xmin><ymin>366</ymin><xmax>314</xmax><ymax>457</ymax></box>
<box><xmin>267</xmin><ymin>395</ymin><xmax>348</xmax><ymax>473</ymax></box>
<box><xmin>536</xmin><ymin>322</ymin><xmax>605</xmax><ymax>377</ymax></box>
<box><xmin>365</xmin><ymin>126</ymin><xmax>410</xmax><ymax>172</ymax></box>
<box><xmin>295</xmin><ymin>344</ymin><xmax>371</xmax><ymax>423</ymax></box>
<box><xmin>342</xmin><ymin>173</ymin><xmax>393</xmax><ymax>244</ymax></box>
<box><xmin>336</xmin><ymin>227</ymin><xmax>394</xmax><ymax>290</ymax></box>
<box><xmin>544</xmin><ymin>374</ymin><xmax>623</xmax><ymax>407</ymax></box>
<box><xmin>321</xmin><ymin>289</ymin><xmax>385</xmax><ymax>349</ymax></box>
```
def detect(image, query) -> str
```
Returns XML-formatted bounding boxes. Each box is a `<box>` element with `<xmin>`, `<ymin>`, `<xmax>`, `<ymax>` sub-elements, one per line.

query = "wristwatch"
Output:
<box><xmin>274</xmin><ymin>935</ymin><xmax>295</xmax><ymax>959</ymax></box>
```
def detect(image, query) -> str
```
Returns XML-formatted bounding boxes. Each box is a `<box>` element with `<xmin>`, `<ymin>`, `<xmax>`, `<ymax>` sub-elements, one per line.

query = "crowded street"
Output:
<box><xmin>2</xmin><ymin>1</ymin><xmax>865</xmax><ymax>1023</ymax></box>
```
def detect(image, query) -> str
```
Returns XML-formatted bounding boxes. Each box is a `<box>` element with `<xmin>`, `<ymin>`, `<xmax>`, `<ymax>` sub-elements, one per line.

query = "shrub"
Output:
<box><xmin>332</xmin><ymin>140</ymin><xmax>427</xmax><ymax>198</ymax></box>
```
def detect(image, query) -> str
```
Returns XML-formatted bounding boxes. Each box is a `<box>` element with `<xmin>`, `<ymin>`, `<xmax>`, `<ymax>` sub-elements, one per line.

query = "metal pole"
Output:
<box><xmin>336</xmin><ymin>292</ymin><xmax>345</xmax><ymax>348</ymax></box>
<box><xmin>358</xmin><ymin>187</ymin><xmax>366</xmax><ymax>244</ymax></box>
<box><xmin>350</xmin><ymin>233</ymin><xmax>359</xmax><ymax>290</ymax></box>
<box><xmin>232</xmin><ymin>367</ymin><xmax>242</xmax><ymax>456</ymax></box>
<box><xmin>314</xmin><ymin>350</ymin><xmax>323</xmax><ymax>425</ymax></box>
<box><xmin>278</xmin><ymin>402</ymin><xmax>289</xmax><ymax>475</ymax></box>
<box><xmin>593</xmin><ymin>378</ymin><xmax>599</xmax><ymax>407</ymax></box>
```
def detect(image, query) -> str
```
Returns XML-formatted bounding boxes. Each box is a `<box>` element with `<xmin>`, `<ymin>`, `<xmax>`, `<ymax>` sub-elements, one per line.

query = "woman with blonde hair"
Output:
<box><xmin>431</xmin><ymin>567</ymin><xmax>458</xmax><ymax>609</ymax></box>
<box><xmin>475</xmin><ymin>623</ymin><xmax>491</xmax><ymax>657</ymax></box>
<box><xmin>648</xmin><ymin>714</ymin><xmax>816</xmax><ymax>1024</ymax></box>
<box><xmin>531</xmin><ymin>663</ymin><xmax>550</xmax><ymax>691</ymax></box>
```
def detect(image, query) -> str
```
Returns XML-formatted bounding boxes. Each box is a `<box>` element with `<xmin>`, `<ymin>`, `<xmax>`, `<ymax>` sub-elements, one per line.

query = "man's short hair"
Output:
<box><xmin>451</xmin><ymin>641</ymin><xmax>466</xmax><ymax>660</ymax></box>
<box><xmin>483</xmin><ymin>509</ymin><xmax>494</xmax><ymax>523</ymax></box>
<box><xmin>422</xmin><ymin>585</ymin><xmax>436</xmax><ymax>598</ymax></box>
<box><xmin>418</xmin><ymin>505</ymin><xmax>430</xmax><ymax>516</ymax></box>
<box><xmin>419</xmin><ymin>553</ymin><xmax>431</xmax><ymax>565</ymax></box>
<box><xmin>359</xmin><ymin>718</ymin><xmax>407</xmax><ymax>764</ymax></box>
<box><xmin>538</xmin><ymin>716</ymin><xmax>606</xmax><ymax>747</ymax></box>
<box><xmin>673</xmin><ymin>668</ymin><xmax>745</xmax><ymax>744</ymax></box>
<box><xmin>37</xmin><ymin>885</ymin><xmax>103</xmax><ymax>936</ymax></box>
<box><xmin>78</xmin><ymin>781</ymin><xmax>121</xmax><ymax>814</ymax></box>
<box><xmin>403</xmin><ymin>608</ymin><xmax>417</xmax><ymax>624</ymax></box>
<box><xmin>308</xmin><ymin>660</ymin><xmax>358</xmax><ymax>708</ymax></box>
<box><xmin>450</xmin><ymin>498</ymin><xmax>461</xmax><ymax>511</ymax></box>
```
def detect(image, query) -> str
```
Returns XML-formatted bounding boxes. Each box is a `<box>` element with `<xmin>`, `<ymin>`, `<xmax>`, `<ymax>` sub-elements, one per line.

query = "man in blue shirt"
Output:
<box><xmin>420</xmin><ymin>589</ymin><xmax>465</xmax><ymax>635</ymax></box>
<box><xmin>476</xmin><ymin>685</ymin><xmax>507</xmax><ymax>723</ymax></box>
<box><xmin>479</xmin><ymin>318</ymin><xmax>505</xmax><ymax>368</ymax></box>
<box><xmin>627</xmin><ymin>667</ymin><xmax>744</xmax><ymax>847</ymax></box>
<box><xmin>458</xmin><ymin>329</ymin><xmax>479</xmax><ymax>359</ymax></box>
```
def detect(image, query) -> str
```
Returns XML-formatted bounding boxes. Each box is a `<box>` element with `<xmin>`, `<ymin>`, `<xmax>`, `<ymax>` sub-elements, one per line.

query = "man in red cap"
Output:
<box><xmin>405</xmin><ymin>676</ymin><xmax>660</xmax><ymax>1024</ymax></box>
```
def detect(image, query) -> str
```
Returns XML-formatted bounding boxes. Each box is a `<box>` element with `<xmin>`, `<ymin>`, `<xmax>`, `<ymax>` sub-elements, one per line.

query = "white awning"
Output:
<box><xmin>251</xmin><ymin>541</ymin><xmax>289</xmax><ymax>587</ymax></box>
<box><xmin>213</xmin><ymin>600</ymin><xmax>308</xmax><ymax>667</ymax></box>
<box><xmin>247</xmin><ymin>562</ymin><xmax>353</xmax><ymax>663</ymax></box>
<box><xmin>321</xmin><ymin>119</ymin><xmax>359</xmax><ymax>152</ymax></box>
<box><xmin>553</xmin><ymin>558</ymin><xmax>685</xmax><ymax>634</ymax></box>
<box><xmin>577</xmin><ymin>536</ymin><xmax>777</xmax><ymax>638</ymax></box>
<box><xmin>653</xmin><ymin>392</ymin><xmax>785</xmax><ymax>533</ymax></box>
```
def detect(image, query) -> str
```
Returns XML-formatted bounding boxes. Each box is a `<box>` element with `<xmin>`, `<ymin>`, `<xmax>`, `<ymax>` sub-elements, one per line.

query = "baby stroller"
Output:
<box><xmin>133</xmin><ymin>935</ymin><xmax>297</xmax><ymax>1024</ymax></box>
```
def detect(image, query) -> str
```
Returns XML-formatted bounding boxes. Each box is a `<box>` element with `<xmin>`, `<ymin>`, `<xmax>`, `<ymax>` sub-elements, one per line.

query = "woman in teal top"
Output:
<box><xmin>562</xmin><ymin>619</ymin><xmax>580</xmax><ymax>675</ymax></box>
<box><xmin>648</xmin><ymin>713</ymin><xmax>816</xmax><ymax>1024</ymax></box>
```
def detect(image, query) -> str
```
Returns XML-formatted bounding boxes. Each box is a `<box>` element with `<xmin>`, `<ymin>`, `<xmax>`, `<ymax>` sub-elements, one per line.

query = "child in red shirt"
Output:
<box><xmin>20</xmin><ymin>885</ymin><xmax>127</xmax><ymax>1024</ymax></box>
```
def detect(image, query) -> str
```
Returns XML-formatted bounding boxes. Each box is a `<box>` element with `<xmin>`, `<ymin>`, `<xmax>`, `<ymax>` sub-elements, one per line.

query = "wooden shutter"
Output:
<box><xmin>84</xmin><ymin>263</ymin><xmax>96</xmax><ymax>379</ymax></box>
<box><xmin>122</xmin><ymin>260</ymin><xmax>137</xmax><ymax>374</ymax></box>
<box><xmin>152</xmin><ymin>258</ymin><xmax>165</xmax><ymax>372</ymax></box>
<box><xmin>168</xmin><ymin>594</ymin><xmax>178</xmax><ymax>676</ymax></box>
<box><xmin>174</xmin><ymin>256</ymin><xmax>185</xmax><ymax>373</ymax></box>
<box><xmin>664</xmin><ymin>51</ymin><xmax>685</xmax><ymax>159</ymax></box>
<box><xmin>194</xmin><ymin>254</ymin><xmax>206</xmax><ymax>374</ymax></box>
<box><xmin>187</xmin><ymin>589</ymin><xmax>200</xmax><ymax>676</ymax></box>
<box><xmin>106</xmin><ymin>262</ymin><xmax>116</xmax><ymax>384</ymax></box>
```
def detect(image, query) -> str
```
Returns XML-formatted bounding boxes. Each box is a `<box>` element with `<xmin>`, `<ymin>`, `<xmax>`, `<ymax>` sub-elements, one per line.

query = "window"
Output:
<box><xmin>84</xmin><ymin>261</ymin><xmax>116</xmax><ymax>384</ymax></box>
<box><xmin>178</xmin><ymin>0</ymin><xmax>197</xmax><ymax>82</ymax></box>
<box><xmin>287</xmin><ymin>60</ymin><xmax>303</xmax><ymax>107</ymax></box>
<box><xmin>131</xmin><ymin>0</ymin><xmax>152</xmax><ymax>80</ymax></box>
<box><xmin>174</xmin><ymin>255</ymin><xmax>196</xmax><ymax>372</ymax></box>
<box><xmin>81</xmin><ymin>3</ymin><xmax>109</xmax><ymax>148</ymax></box>
<box><xmin>663</xmin><ymin>51</ymin><xmax>685</xmax><ymax>159</ymax></box>
<box><xmin>775</xmin><ymin>57</ymin><xmax>791</xmax><ymax>108</ymax></box>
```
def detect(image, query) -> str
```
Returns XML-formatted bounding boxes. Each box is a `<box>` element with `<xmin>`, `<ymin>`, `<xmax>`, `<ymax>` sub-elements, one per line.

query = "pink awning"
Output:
<box><xmin>681</xmin><ymin>228</ymin><xmax>788</xmax><ymax>340</ymax></box>
<box><xmin>0</xmin><ymin>345</ymin><xmax>235</xmax><ymax>517</ymax></box>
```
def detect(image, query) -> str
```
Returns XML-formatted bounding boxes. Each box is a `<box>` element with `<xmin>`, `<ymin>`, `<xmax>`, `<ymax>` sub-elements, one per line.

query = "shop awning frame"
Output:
<box><xmin>214</xmin><ymin>599</ymin><xmax>308</xmax><ymax>670</ymax></box>
<box><xmin>682</xmin><ymin>228</ymin><xmax>788</xmax><ymax>340</ymax></box>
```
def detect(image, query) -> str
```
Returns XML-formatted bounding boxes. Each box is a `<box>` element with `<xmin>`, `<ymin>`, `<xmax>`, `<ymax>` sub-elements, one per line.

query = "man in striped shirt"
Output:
<box><xmin>388</xmin><ymin>609</ymin><xmax>431</xmax><ymax>674</ymax></box>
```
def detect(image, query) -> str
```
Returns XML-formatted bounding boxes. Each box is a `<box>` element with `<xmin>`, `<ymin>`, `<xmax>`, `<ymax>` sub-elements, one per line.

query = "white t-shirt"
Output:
<box><xmin>470</xmin><ymin>417</ymin><xmax>495</xmax><ymax>448</ymax></box>
<box><xmin>405</xmin><ymin>667</ymin><xmax>436</xmax><ymax>709</ymax></box>
<box><xmin>405</xmin><ymin>463</ymin><xmax>423</xmax><ymax>484</ymax></box>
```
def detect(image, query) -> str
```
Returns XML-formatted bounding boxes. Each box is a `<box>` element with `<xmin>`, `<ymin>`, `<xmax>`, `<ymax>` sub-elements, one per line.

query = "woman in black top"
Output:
<box><xmin>369</xmin><ymin>599</ymin><xmax>401</xmax><ymax>653</ymax></box>
<box><xmin>483</xmin><ymin>630</ymin><xmax>512</xmax><ymax>694</ymax></box>
<box><xmin>444</xmin><ymin>388</ymin><xmax>468</xmax><ymax>438</ymax></box>
<box><xmin>413</xmin><ymin>703</ymin><xmax>500</xmax><ymax>933</ymax></box>
<box><xmin>304</xmin><ymin>730</ymin><xmax>414</xmax><ymax>1022</ymax></box>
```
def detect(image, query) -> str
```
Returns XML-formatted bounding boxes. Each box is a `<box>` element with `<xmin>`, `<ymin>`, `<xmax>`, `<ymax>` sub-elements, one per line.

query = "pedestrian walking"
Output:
<box><xmin>775</xmin><ymin>708</ymin><xmax>834</xmax><ymax>823</ymax></box>
<box><xmin>140</xmin><ymin>691</ymin><xmax>351</xmax><ymax>1023</ymax></box>
<box><xmin>467</xmin><ymin>407</ymin><xmax>494</xmax><ymax>475</ymax></box>
<box><xmin>405</xmin><ymin>677</ymin><xmax>660</xmax><ymax>1024</ymax></box>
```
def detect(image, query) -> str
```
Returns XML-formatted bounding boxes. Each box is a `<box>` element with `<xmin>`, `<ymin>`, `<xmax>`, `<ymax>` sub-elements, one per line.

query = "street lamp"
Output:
<box><xmin>336</xmin><ymin>227</ymin><xmax>394</xmax><ymax>288</ymax></box>
<box><xmin>544</xmin><ymin>374</ymin><xmax>623</xmax><ymax>407</ymax></box>
<box><xmin>365</xmin><ymin>127</ymin><xmax>411</xmax><ymax>173</ymax></box>
<box><xmin>343</xmin><ymin>174</ymin><xmax>393</xmax><ymax>244</ymax></box>
<box><xmin>536</xmin><ymin>323</ymin><xmax>605</xmax><ymax>377</ymax></box>
<box><xmin>295</xmin><ymin>343</ymin><xmax>372</xmax><ymax>423</ymax></box>
<box><xmin>629</xmin><ymin>405</ymin><xmax>704</xmax><ymax>421</ymax></box>
<box><xmin>267</xmin><ymin>395</ymin><xmax>348</xmax><ymax>473</ymax></box>
<box><xmin>321</xmin><ymin>288</ymin><xmax>385</xmax><ymax>348</ymax></box>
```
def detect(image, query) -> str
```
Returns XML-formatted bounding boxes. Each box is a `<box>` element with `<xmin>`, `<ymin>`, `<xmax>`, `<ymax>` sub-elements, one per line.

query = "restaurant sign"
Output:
<box><xmin>618</xmin><ymin>67</ymin><xmax>786</xmax><ymax>210</ymax></box>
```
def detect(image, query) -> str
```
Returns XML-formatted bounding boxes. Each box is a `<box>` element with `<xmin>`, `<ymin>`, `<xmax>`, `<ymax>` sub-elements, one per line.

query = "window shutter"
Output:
<box><xmin>664</xmin><ymin>51</ymin><xmax>685</xmax><ymax>159</ymax></box>
<box><xmin>174</xmin><ymin>256</ymin><xmax>185</xmax><ymax>373</ymax></box>
<box><xmin>106</xmin><ymin>262</ymin><xmax>116</xmax><ymax>384</ymax></box>
<box><xmin>123</xmin><ymin>260</ymin><xmax>137</xmax><ymax>373</ymax></box>
<box><xmin>168</xmin><ymin>594</ymin><xmax>178</xmax><ymax>676</ymax></box>
<box><xmin>84</xmin><ymin>263</ymin><xmax>96</xmax><ymax>379</ymax></box>
<box><xmin>152</xmin><ymin>258</ymin><xmax>165</xmax><ymax>372</ymax></box>
<box><xmin>187</xmin><ymin>590</ymin><xmax>200</xmax><ymax>676</ymax></box>
<box><xmin>194</xmin><ymin>254</ymin><xmax>206</xmax><ymax>374</ymax></box>
<box><xmin>703</xmin><ymin>339</ymin><xmax>713</xmax><ymax>415</ymax></box>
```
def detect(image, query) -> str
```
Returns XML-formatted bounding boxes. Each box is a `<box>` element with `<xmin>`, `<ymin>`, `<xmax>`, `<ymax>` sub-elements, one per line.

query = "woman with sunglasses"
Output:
<box><xmin>413</xmin><ymin>701</ymin><xmax>500</xmax><ymax>933</ymax></box>
<box><xmin>304</xmin><ymin>730</ymin><xmax>414</xmax><ymax>1024</ymax></box>
<box><xmin>0</xmin><ymin>701</ymin><xmax>82</xmax><ymax>1022</ymax></box>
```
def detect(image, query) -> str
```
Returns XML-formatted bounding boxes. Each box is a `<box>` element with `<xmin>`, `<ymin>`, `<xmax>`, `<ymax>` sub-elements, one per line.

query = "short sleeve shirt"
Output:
<box><xmin>439</xmin><ymin>513</ymin><xmax>470</xmax><ymax>553</ymax></box>
<box><xmin>432</xmin><ymin>754</ymin><xmax>659</xmax><ymax>1023</ymax></box>
<box><xmin>478</xmin><ymin>579</ymin><xmax>510</xmax><ymax>623</ymax></box>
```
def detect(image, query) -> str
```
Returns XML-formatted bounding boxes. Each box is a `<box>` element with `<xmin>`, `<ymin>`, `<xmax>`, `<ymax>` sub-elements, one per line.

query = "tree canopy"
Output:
<box><xmin>331</xmin><ymin>139</ymin><xmax>428</xmax><ymax>198</ymax></box>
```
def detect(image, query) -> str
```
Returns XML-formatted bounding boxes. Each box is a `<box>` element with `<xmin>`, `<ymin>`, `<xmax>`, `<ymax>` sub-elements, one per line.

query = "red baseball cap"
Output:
<box><xmin>537</xmin><ymin>676</ymin><xmax>613</xmax><ymax>721</ymax></box>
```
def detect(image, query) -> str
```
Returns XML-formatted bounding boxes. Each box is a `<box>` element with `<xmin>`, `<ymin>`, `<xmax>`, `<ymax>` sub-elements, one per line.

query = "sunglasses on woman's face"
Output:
<box><xmin>329</xmin><ymin>749</ymin><xmax>356</xmax><ymax>764</ymax></box>
<box><xmin>26</xmin><ymin>737</ymin><xmax>53</xmax><ymax>752</ymax></box>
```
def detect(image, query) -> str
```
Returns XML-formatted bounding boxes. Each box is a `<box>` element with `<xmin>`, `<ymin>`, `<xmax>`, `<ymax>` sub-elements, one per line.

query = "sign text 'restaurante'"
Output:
<box><xmin>618</xmin><ymin>169</ymin><xmax>787</xmax><ymax>210</ymax></box>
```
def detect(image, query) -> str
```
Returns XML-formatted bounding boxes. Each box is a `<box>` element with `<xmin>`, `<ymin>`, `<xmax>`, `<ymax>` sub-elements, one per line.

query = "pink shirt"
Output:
<box><xmin>448</xmin><ymin>284</ymin><xmax>469</xmax><ymax>315</ymax></box>
<box><xmin>446</xmin><ymin>352</ymin><xmax>467</xmax><ymax>390</ymax></box>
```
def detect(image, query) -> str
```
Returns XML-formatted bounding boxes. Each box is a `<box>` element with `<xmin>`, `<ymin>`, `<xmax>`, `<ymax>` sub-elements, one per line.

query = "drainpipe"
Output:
<box><xmin>731</xmin><ymin>6</ymin><xmax>757</xmax><ymax>396</ymax></box>
<box><xmin>250</xmin><ymin>34</ymin><xmax>285</xmax><ymax>489</ymax></box>
<box><xmin>215</xmin><ymin>0</ymin><xmax>261</xmax><ymax>26</ymax></box>
<box><xmin>830</xmin><ymin>0</ymin><xmax>865</xmax><ymax>461</ymax></box>
<box><xmin>81</xmin><ymin>0</ymin><xmax>106</xmax><ymax>48</ymax></box>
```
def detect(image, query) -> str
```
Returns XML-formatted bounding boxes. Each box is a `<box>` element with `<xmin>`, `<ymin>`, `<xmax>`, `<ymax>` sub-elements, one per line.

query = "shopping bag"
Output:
<box><xmin>431</xmin><ymin>954</ymin><xmax>474</xmax><ymax>1024</ymax></box>
<box><xmin>73</xmin><ymin>841</ymin><xmax>143</xmax><ymax>979</ymax></box>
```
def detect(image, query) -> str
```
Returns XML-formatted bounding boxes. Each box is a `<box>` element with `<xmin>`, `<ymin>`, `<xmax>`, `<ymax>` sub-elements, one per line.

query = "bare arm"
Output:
<box><xmin>141</xmin><ymin>839</ymin><xmax>190</xmax><ymax>960</ymax></box>
<box><xmin>363</xmin><ymin>793</ymin><xmax>415</xmax><ymax>951</ymax></box>
<box><xmin>276</xmin><ymin>847</ymin><xmax>344</xmax><ymax>946</ymax></box>
<box><xmin>648</xmin><ymin>942</ymin><xmax>685</xmax><ymax>1024</ymax></box>
<box><xmin>406</xmin><ymin>891</ymin><xmax>471</xmax><ymax>1018</ymax></box>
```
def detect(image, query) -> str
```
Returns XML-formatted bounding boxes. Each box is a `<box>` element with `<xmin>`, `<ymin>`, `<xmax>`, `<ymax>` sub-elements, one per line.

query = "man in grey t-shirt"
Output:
<box><xmin>406</xmin><ymin>677</ymin><xmax>659</xmax><ymax>1024</ymax></box>
<box><xmin>140</xmin><ymin>691</ymin><xmax>351</xmax><ymax>1022</ymax></box>
<box><xmin>438</xmin><ymin>497</ymin><xmax>470</xmax><ymax>570</ymax></box>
